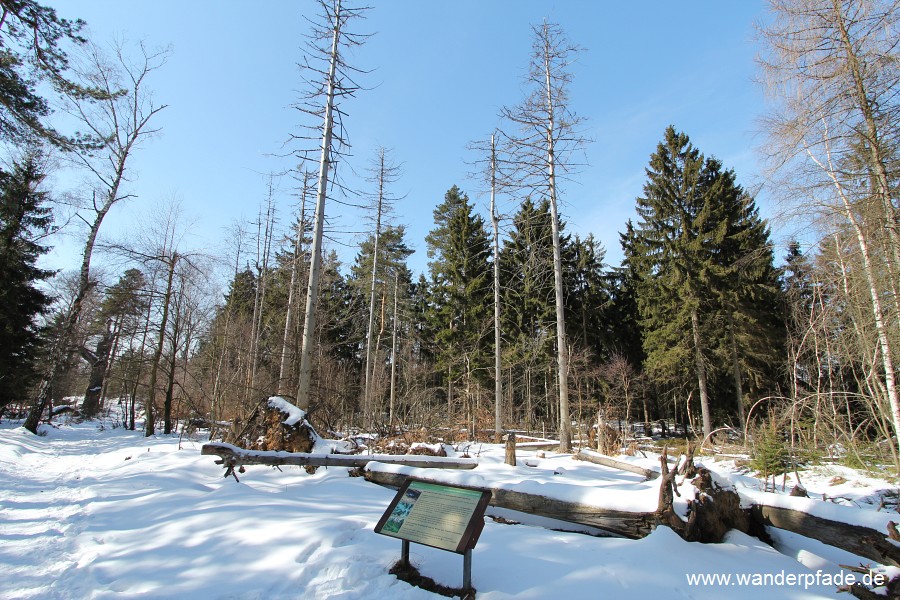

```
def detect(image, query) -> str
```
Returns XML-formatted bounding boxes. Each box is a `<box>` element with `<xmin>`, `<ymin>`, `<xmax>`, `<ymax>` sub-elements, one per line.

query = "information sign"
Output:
<box><xmin>375</xmin><ymin>479</ymin><xmax>492</xmax><ymax>554</ymax></box>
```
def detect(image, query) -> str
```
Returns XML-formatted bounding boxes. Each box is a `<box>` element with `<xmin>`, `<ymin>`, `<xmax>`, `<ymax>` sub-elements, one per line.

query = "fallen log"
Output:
<box><xmin>752</xmin><ymin>504</ymin><xmax>900</xmax><ymax>567</ymax></box>
<box><xmin>574</xmin><ymin>449</ymin><xmax>659</xmax><ymax>481</ymax></box>
<box><xmin>363</xmin><ymin>466</ymin><xmax>656</xmax><ymax>539</ymax></box>
<box><xmin>201</xmin><ymin>442</ymin><xmax>478</xmax><ymax>470</ymax></box>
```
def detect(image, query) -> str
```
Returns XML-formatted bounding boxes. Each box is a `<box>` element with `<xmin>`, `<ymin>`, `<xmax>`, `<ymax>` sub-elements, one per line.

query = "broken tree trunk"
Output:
<box><xmin>202</xmin><ymin>442</ymin><xmax>478</xmax><ymax>470</ymax></box>
<box><xmin>363</xmin><ymin>467</ymin><xmax>656</xmax><ymax>539</ymax></box>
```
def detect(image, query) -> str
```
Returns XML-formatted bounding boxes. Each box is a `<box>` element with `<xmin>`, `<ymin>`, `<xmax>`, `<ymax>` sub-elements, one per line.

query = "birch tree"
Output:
<box><xmin>292</xmin><ymin>0</ymin><xmax>368</xmax><ymax>411</ymax></box>
<box><xmin>24</xmin><ymin>41</ymin><xmax>166</xmax><ymax>433</ymax></box>
<box><xmin>501</xmin><ymin>21</ymin><xmax>589</xmax><ymax>451</ymax></box>
<box><xmin>759</xmin><ymin>0</ymin><xmax>900</xmax><ymax>468</ymax></box>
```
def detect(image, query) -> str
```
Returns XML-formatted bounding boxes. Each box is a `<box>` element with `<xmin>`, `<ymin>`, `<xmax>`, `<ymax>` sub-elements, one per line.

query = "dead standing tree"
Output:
<box><xmin>277</xmin><ymin>170</ymin><xmax>315</xmax><ymax>395</ymax></box>
<box><xmin>468</xmin><ymin>131</ymin><xmax>517</xmax><ymax>443</ymax></box>
<box><xmin>362</xmin><ymin>147</ymin><xmax>401</xmax><ymax>427</ymax></box>
<box><xmin>501</xmin><ymin>22</ymin><xmax>590</xmax><ymax>452</ymax></box>
<box><xmin>25</xmin><ymin>41</ymin><xmax>167</xmax><ymax>433</ymax></box>
<box><xmin>292</xmin><ymin>0</ymin><xmax>369</xmax><ymax>412</ymax></box>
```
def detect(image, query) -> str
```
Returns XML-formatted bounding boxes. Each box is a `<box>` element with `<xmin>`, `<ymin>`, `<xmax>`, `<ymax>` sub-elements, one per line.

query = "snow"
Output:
<box><xmin>702</xmin><ymin>458</ymin><xmax>899</xmax><ymax>531</ymax></box>
<box><xmin>267</xmin><ymin>395</ymin><xmax>308</xmax><ymax>427</ymax></box>
<box><xmin>0</xmin><ymin>415</ymin><xmax>891</xmax><ymax>599</ymax></box>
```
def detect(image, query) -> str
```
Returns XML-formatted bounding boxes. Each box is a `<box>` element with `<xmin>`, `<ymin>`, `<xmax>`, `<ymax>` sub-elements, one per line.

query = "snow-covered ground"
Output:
<box><xmin>1</xmin><ymin>414</ymin><xmax>896</xmax><ymax>599</ymax></box>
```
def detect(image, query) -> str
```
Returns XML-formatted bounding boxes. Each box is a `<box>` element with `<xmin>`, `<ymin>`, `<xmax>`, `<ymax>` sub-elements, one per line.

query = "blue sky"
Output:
<box><xmin>41</xmin><ymin>0</ymin><xmax>776</xmax><ymax>280</ymax></box>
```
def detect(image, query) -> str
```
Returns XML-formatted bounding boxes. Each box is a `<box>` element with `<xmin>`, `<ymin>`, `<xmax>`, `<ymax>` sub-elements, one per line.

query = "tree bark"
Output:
<box><xmin>690</xmin><ymin>307</ymin><xmax>712</xmax><ymax>438</ymax></box>
<box><xmin>145</xmin><ymin>253</ymin><xmax>177</xmax><ymax>437</ymax></box>
<box><xmin>81</xmin><ymin>319</ymin><xmax>115</xmax><ymax>417</ymax></box>
<box><xmin>490</xmin><ymin>134</ymin><xmax>503</xmax><ymax>443</ymax></box>
<box><xmin>297</xmin><ymin>0</ymin><xmax>343</xmax><ymax>411</ymax></box>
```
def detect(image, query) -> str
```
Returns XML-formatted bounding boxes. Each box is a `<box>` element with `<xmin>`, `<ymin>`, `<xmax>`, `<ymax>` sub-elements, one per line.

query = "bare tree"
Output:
<box><xmin>24</xmin><ymin>41</ymin><xmax>167</xmax><ymax>433</ymax></box>
<box><xmin>292</xmin><ymin>0</ymin><xmax>369</xmax><ymax>411</ymax></box>
<box><xmin>470</xmin><ymin>132</ymin><xmax>510</xmax><ymax>442</ymax></box>
<box><xmin>759</xmin><ymin>0</ymin><xmax>900</xmax><ymax>469</ymax></box>
<box><xmin>277</xmin><ymin>170</ymin><xmax>314</xmax><ymax>394</ymax></box>
<box><xmin>362</xmin><ymin>146</ymin><xmax>401</xmax><ymax>426</ymax></box>
<box><xmin>501</xmin><ymin>21</ymin><xmax>590</xmax><ymax>451</ymax></box>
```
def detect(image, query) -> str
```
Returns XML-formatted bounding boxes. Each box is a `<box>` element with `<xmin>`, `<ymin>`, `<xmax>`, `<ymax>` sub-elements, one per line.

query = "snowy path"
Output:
<box><xmin>0</xmin><ymin>429</ymin><xmax>96</xmax><ymax>599</ymax></box>
<box><xmin>0</xmin><ymin>422</ymin><xmax>847</xmax><ymax>599</ymax></box>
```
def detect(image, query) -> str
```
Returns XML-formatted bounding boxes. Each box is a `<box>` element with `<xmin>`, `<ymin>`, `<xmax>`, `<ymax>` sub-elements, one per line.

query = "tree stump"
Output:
<box><xmin>505</xmin><ymin>432</ymin><xmax>517</xmax><ymax>466</ymax></box>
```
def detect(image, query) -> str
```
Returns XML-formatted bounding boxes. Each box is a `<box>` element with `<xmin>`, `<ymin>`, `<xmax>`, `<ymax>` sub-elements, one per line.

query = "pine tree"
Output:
<box><xmin>0</xmin><ymin>153</ymin><xmax>54</xmax><ymax>413</ymax></box>
<box><xmin>81</xmin><ymin>267</ymin><xmax>148</xmax><ymax>417</ymax></box>
<box><xmin>0</xmin><ymin>0</ymin><xmax>101</xmax><ymax>146</ymax></box>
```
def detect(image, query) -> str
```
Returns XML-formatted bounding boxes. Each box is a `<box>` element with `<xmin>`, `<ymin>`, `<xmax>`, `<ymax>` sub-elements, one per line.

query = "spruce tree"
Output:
<box><xmin>425</xmin><ymin>185</ymin><xmax>491</xmax><ymax>424</ymax></box>
<box><xmin>703</xmin><ymin>162</ymin><xmax>785</xmax><ymax>428</ymax></box>
<box><xmin>499</xmin><ymin>198</ymin><xmax>558</xmax><ymax>428</ymax></box>
<box><xmin>633</xmin><ymin>127</ymin><xmax>784</xmax><ymax>436</ymax></box>
<box><xmin>605</xmin><ymin>221</ymin><xmax>646</xmax><ymax>369</ymax></box>
<box><xmin>634</xmin><ymin>127</ymin><xmax>716</xmax><ymax>436</ymax></box>
<box><xmin>499</xmin><ymin>198</ymin><xmax>556</xmax><ymax>352</ymax></box>
<box><xmin>568</xmin><ymin>233</ymin><xmax>608</xmax><ymax>359</ymax></box>
<box><xmin>0</xmin><ymin>153</ymin><xmax>54</xmax><ymax>413</ymax></box>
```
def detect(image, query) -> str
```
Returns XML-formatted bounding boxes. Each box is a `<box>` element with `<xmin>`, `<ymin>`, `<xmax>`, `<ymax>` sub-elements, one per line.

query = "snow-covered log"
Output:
<box><xmin>201</xmin><ymin>442</ymin><xmax>479</xmax><ymax>470</ymax></box>
<box><xmin>574</xmin><ymin>449</ymin><xmax>660</xmax><ymax>481</ymax></box>
<box><xmin>362</xmin><ymin>466</ymin><xmax>656</xmax><ymax>539</ymax></box>
<box><xmin>752</xmin><ymin>504</ymin><xmax>900</xmax><ymax>567</ymax></box>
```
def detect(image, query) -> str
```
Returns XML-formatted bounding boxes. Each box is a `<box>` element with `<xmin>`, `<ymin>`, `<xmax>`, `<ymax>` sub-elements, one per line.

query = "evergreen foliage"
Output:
<box><xmin>630</xmin><ymin>126</ymin><xmax>785</xmax><ymax>432</ymax></box>
<box><xmin>425</xmin><ymin>185</ymin><xmax>491</xmax><ymax>392</ymax></box>
<box><xmin>0</xmin><ymin>153</ymin><xmax>53</xmax><ymax>412</ymax></box>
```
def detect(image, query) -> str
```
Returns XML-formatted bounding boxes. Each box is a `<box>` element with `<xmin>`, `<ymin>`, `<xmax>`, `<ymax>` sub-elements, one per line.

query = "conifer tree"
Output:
<box><xmin>349</xmin><ymin>224</ymin><xmax>413</xmax><ymax>425</ymax></box>
<box><xmin>500</xmin><ymin>198</ymin><xmax>556</xmax><ymax>351</ymax></box>
<box><xmin>0</xmin><ymin>0</ymin><xmax>103</xmax><ymax>146</ymax></box>
<box><xmin>633</xmin><ymin>127</ymin><xmax>784</xmax><ymax>437</ymax></box>
<box><xmin>425</xmin><ymin>185</ymin><xmax>491</xmax><ymax>426</ymax></box>
<box><xmin>80</xmin><ymin>267</ymin><xmax>147</xmax><ymax>417</ymax></box>
<box><xmin>634</xmin><ymin>127</ymin><xmax>715</xmax><ymax>436</ymax></box>
<box><xmin>0</xmin><ymin>153</ymin><xmax>53</xmax><ymax>413</ymax></box>
<box><xmin>605</xmin><ymin>222</ymin><xmax>645</xmax><ymax>369</ymax></box>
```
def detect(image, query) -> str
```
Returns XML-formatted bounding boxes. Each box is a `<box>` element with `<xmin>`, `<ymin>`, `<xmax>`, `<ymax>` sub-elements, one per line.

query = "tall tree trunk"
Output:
<box><xmin>690</xmin><ymin>306</ymin><xmax>712</xmax><ymax>438</ymax></box>
<box><xmin>297</xmin><ymin>1</ymin><xmax>343</xmax><ymax>411</ymax></box>
<box><xmin>389</xmin><ymin>273</ymin><xmax>399</xmax><ymax>428</ymax></box>
<box><xmin>544</xmin><ymin>40</ymin><xmax>571</xmax><ymax>452</ymax></box>
<box><xmin>81</xmin><ymin>319</ymin><xmax>115</xmax><ymax>417</ymax></box>
<box><xmin>25</xmin><ymin>199</ymin><xmax>111</xmax><ymax>433</ymax></box>
<box><xmin>248</xmin><ymin>188</ymin><xmax>274</xmax><ymax>401</ymax></box>
<box><xmin>727</xmin><ymin>314</ymin><xmax>746</xmax><ymax>432</ymax></box>
<box><xmin>145</xmin><ymin>254</ymin><xmax>177</xmax><ymax>437</ymax></box>
<box><xmin>808</xmin><ymin>135</ymin><xmax>900</xmax><ymax>472</ymax></box>
<box><xmin>163</xmin><ymin>282</ymin><xmax>185</xmax><ymax>435</ymax></box>
<box><xmin>490</xmin><ymin>133</ymin><xmax>503</xmax><ymax>443</ymax></box>
<box><xmin>363</xmin><ymin>169</ymin><xmax>385</xmax><ymax>425</ymax></box>
<box><xmin>278</xmin><ymin>175</ymin><xmax>310</xmax><ymax>395</ymax></box>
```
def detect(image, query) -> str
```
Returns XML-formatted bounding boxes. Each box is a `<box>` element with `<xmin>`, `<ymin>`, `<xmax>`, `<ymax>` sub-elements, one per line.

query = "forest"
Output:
<box><xmin>1</xmin><ymin>0</ymin><xmax>899</xmax><ymax>477</ymax></box>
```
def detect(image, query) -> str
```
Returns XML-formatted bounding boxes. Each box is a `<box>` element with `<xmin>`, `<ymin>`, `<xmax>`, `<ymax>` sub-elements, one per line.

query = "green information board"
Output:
<box><xmin>375</xmin><ymin>479</ymin><xmax>492</xmax><ymax>554</ymax></box>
